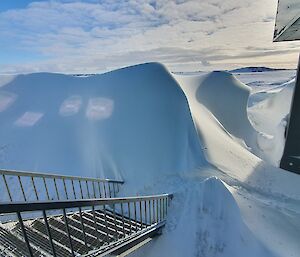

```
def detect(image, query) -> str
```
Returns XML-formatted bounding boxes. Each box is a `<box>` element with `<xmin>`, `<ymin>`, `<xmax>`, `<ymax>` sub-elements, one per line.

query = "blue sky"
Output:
<box><xmin>0</xmin><ymin>1</ymin><xmax>39</xmax><ymax>12</ymax></box>
<box><xmin>0</xmin><ymin>0</ymin><xmax>299</xmax><ymax>74</ymax></box>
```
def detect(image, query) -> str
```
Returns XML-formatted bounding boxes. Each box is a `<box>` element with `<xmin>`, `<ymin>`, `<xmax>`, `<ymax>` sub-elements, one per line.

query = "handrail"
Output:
<box><xmin>0</xmin><ymin>168</ymin><xmax>124</xmax><ymax>202</ymax></box>
<box><xmin>0</xmin><ymin>168</ymin><xmax>124</xmax><ymax>183</ymax></box>
<box><xmin>0</xmin><ymin>194</ymin><xmax>173</xmax><ymax>213</ymax></box>
<box><xmin>0</xmin><ymin>193</ymin><xmax>173</xmax><ymax>257</ymax></box>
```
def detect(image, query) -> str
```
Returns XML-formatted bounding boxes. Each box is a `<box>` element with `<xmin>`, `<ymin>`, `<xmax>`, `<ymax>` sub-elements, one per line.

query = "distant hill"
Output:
<box><xmin>72</xmin><ymin>73</ymin><xmax>96</xmax><ymax>77</ymax></box>
<box><xmin>230</xmin><ymin>67</ymin><xmax>291</xmax><ymax>73</ymax></box>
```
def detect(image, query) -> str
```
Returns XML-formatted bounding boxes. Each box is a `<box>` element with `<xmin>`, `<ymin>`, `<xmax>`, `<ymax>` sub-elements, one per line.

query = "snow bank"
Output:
<box><xmin>176</xmin><ymin>71</ymin><xmax>258</xmax><ymax>151</ymax></box>
<box><xmin>249</xmin><ymin>79</ymin><xmax>295</xmax><ymax>165</ymax></box>
<box><xmin>249</xmin><ymin>79</ymin><xmax>294</xmax><ymax>134</ymax></box>
<box><xmin>0</xmin><ymin>63</ymin><xmax>205</xmax><ymax>186</ymax></box>
<box><xmin>175</xmin><ymin>71</ymin><xmax>300</xmax><ymax>200</ymax></box>
<box><xmin>1</xmin><ymin>63</ymin><xmax>300</xmax><ymax>257</ymax></box>
<box><xmin>130</xmin><ymin>177</ymin><xmax>276</xmax><ymax>257</ymax></box>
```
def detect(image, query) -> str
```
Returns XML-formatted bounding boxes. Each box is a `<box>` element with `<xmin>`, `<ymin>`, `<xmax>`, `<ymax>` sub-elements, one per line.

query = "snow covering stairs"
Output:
<box><xmin>0</xmin><ymin>169</ymin><xmax>173</xmax><ymax>257</ymax></box>
<box><xmin>0</xmin><ymin>209</ymin><xmax>147</xmax><ymax>256</ymax></box>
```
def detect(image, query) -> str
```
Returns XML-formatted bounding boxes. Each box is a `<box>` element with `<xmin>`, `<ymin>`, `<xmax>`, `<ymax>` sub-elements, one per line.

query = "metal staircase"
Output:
<box><xmin>0</xmin><ymin>169</ymin><xmax>173</xmax><ymax>257</ymax></box>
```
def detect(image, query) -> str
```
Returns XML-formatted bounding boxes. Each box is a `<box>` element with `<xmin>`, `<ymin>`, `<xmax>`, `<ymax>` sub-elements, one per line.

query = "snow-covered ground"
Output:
<box><xmin>0</xmin><ymin>64</ymin><xmax>299</xmax><ymax>257</ymax></box>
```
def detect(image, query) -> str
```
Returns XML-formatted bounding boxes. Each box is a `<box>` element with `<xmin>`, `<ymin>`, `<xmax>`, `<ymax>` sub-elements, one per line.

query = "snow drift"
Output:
<box><xmin>248</xmin><ymin>79</ymin><xmax>294</xmax><ymax>135</ymax></box>
<box><xmin>175</xmin><ymin>71</ymin><xmax>300</xmax><ymax>200</ymax></box>
<box><xmin>1</xmin><ymin>63</ymin><xmax>300</xmax><ymax>257</ymax></box>
<box><xmin>0</xmin><ymin>63</ymin><xmax>204</xmax><ymax>186</ymax></box>
<box><xmin>176</xmin><ymin>71</ymin><xmax>257</xmax><ymax>149</ymax></box>
<box><xmin>248</xmin><ymin>79</ymin><xmax>295</xmax><ymax>165</ymax></box>
<box><xmin>130</xmin><ymin>177</ymin><xmax>276</xmax><ymax>257</ymax></box>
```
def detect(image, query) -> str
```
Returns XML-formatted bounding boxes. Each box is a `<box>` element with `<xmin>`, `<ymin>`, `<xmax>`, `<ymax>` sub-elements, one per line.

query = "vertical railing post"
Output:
<box><xmin>97</xmin><ymin>182</ymin><xmax>102</xmax><ymax>198</ymax></box>
<box><xmin>144</xmin><ymin>200</ymin><xmax>147</xmax><ymax>226</ymax></box>
<box><xmin>92</xmin><ymin>181</ymin><xmax>96</xmax><ymax>198</ymax></box>
<box><xmin>103</xmin><ymin>182</ymin><xmax>107</xmax><ymax>198</ymax></box>
<box><xmin>86</xmin><ymin>181</ymin><xmax>91</xmax><ymax>198</ymax></box>
<box><xmin>17</xmin><ymin>212</ymin><xmax>33</xmax><ymax>257</ymax></box>
<box><xmin>108</xmin><ymin>183</ymin><xmax>112</xmax><ymax>198</ymax></box>
<box><xmin>53</xmin><ymin>178</ymin><xmax>60</xmax><ymax>200</ymax></box>
<box><xmin>2</xmin><ymin>174</ymin><xmax>12</xmax><ymax>201</ymax></box>
<box><xmin>79</xmin><ymin>180</ymin><xmax>84</xmax><ymax>199</ymax></box>
<box><xmin>71</xmin><ymin>180</ymin><xmax>76</xmax><ymax>199</ymax></box>
<box><xmin>63</xmin><ymin>179</ymin><xmax>68</xmax><ymax>199</ymax></box>
<box><xmin>160</xmin><ymin>198</ymin><xmax>162</xmax><ymax>222</ymax></box>
<box><xmin>148</xmin><ymin>200</ymin><xmax>152</xmax><ymax>225</ymax></box>
<box><xmin>112</xmin><ymin>183</ymin><xmax>116</xmax><ymax>197</ymax></box>
<box><xmin>103</xmin><ymin>205</ymin><xmax>110</xmax><ymax>243</ymax></box>
<box><xmin>63</xmin><ymin>208</ymin><xmax>75</xmax><ymax>256</ymax></box>
<box><xmin>162</xmin><ymin>198</ymin><xmax>164</xmax><ymax>221</ymax></box>
<box><xmin>165</xmin><ymin>198</ymin><xmax>167</xmax><ymax>220</ymax></box>
<box><xmin>120</xmin><ymin>203</ymin><xmax>125</xmax><ymax>237</ymax></box>
<box><xmin>127</xmin><ymin>202</ymin><xmax>132</xmax><ymax>234</ymax></box>
<box><xmin>134</xmin><ymin>201</ymin><xmax>138</xmax><ymax>232</ymax></box>
<box><xmin>152</xmin><ymin>199</ymin><xmax>155</xmax><ymax>224</ymax></box>
<box><xmin>42</xmin><ymin>210</ymin><xmax>57</xmax><ymax>257</ymax></box>
<box><xmin>31</xmin><ymin>176</ymin><xmax>39</xmax><ymax>201</ymax></box>
<box><xmin>156</xmin><ymin>199</ymin><xmax>159</xmax><ymax>223</ymax></box>
<box><xmin>18</xmin><ymin>176</ymin><xmax>27</xmax><ymax>201</ymax></box>
<box><xmin>43</xmin><ymin>177</ymin><xmax>50</xmax><ymax>200</ymax></box>
<box><xmin>164</xmin><ymin>198</ymin><xmax>167</xmax><ymax>219</ymax></box>
<box><xmin>166</xmin><ymin>197</ymin><xmax>168</xmax><ymax>216</ymax></box>
<box><xmin>113</xmin><ymin>203</ymin><xmax>118</xmax><ymax>240</ymax></box>
<box><xmin>92</xmin><ymin>206</ymin><xmax>101</xmax><ymax>246</ymax></box>
<box><xmin>165</xmin><ymin>197</ymin><xmax>168</xmax><ymax>219</ymax></box>
<box><xmin>79</xmin><ymin>207</ymin><xmax>88</xmax><ymax>247</ymax></box>
<box><xmin>139</xmin><ymin>200</ymin><xmax>143</xmax><ymax>229</ymax></box>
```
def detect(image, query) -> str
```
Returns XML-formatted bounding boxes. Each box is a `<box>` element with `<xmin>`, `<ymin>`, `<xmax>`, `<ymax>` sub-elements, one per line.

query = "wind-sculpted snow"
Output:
<box><xmin>176</xmin><ymin>71</ymin><xmax>257</xmax><ymax>149</ymax></box>
<box><xmin>0</xmin><ymin>63</ymin><xmax>204</xmax><ymax>185</ymax></box>
<box><xmin>249</xmin><ymin>79</ymin><xmax>295</xmax><ymax>165</ymax></box>
<box><xmin>249</xmin><ymin>79</ymin><xmax>294</xmax><ymax>133</ymax></box>
<box><xmin>175</xmin><ymin>71</ymin><xmax>300</xmax><ymax>200</ymax></box>
<box><xmin>130</xmin><ymin>177</ymin><xmax>276</xmax><ymax>257</ymax></box>
<box><xmin>1</xmin><ymin>63</ymin><xmax>300</xmax><ymax>257</ymax></box>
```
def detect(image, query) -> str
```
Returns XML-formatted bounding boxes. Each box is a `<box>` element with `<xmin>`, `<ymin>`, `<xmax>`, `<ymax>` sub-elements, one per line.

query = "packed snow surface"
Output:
<box><xmin>0</xmin><ymin>63</ymin><xmax>300</xmax><ymax>257</ymax></box>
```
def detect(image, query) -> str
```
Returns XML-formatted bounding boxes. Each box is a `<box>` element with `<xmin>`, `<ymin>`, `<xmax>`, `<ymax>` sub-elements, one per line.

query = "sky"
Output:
<box><xmin>0</xmin><ymin>0</ymin><xmax>300</xmax><ymax>74</ymax></box>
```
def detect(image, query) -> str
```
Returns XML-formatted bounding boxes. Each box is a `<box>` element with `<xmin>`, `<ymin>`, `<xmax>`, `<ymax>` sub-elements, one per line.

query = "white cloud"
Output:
<box><xmin>0</xmin><ymin>0</ymin><xmax>299</xmax><ymax>74</ymax></box>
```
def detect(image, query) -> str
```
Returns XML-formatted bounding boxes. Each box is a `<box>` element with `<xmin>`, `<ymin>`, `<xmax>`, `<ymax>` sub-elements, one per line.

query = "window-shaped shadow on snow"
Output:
<box><xmin>14</xmin><ymin>112</ymin><xmax>44</xmax><ymax>127</ymax></box>
<box><xmin>59</xmin><ymin>95</ymin><xmax>82</xmax><ymax>116</ymax></box>
<box><xmin>0</xmin><ymin>91</ymin><xmax>17</xmax><ymax>112</ymax></box>
<box><xmin>86</xmin><ymin>97</ymin><xmax>114</xmax><ymax>121</ymax></box>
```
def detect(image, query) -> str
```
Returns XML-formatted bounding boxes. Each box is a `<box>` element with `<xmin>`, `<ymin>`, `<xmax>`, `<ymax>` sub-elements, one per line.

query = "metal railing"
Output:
<box><xmin>0</xmin><ymin>194</ymin><xmax>173</xmax><ymax>257</ymax></box>
<box><xmin>0</xmin><ymin>169</ymin><xmax>124</xmax><ymax>203</ymax></box>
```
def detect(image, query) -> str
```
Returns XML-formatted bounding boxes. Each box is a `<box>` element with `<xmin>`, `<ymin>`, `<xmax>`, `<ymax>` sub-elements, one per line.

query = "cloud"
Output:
<box><xmin>0</xmin><ymin>0</ymin><xmax>299</xmax><ymax>74</ymax></box>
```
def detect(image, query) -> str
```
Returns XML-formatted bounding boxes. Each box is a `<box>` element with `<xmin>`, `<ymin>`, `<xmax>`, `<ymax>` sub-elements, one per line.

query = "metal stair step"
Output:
<box><xmin>0</xmin><ymin>226</ymin><xmax>43</xmax><ymax>257</ymax></box>
<box><xmin>13</xmin><ymin>224</ymin><xmax>72</xmax><ymax>257</ymax></box>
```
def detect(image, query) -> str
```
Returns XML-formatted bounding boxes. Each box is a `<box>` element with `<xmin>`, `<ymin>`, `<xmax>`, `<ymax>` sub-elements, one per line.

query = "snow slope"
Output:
<box><xmin>1</xmin><ymin>63</ymin><xmax>300</xmax><ymax>257</ymax></box>
<box><xmin>0</xmin><ymin>63</ymin><xmax>204</xmax><ymax>189</ymax></box>
<box><xmin>130</xmin><ymin>177</ymin><xmax>276</xmax><ymax>257</ymax></box>
<box><xmin>175</xmin><ymin>71</ymin><xmax>300</xmax><ymax>199</ymax></box>
<box><xmin>248</xmin><ymin>79</ymin><xmax>295</xmax><ymax>165</ymax></box>
<box><xmin>176</xmin><ymin>71</ymin><xmax>257</xmax><ymax>148</ymax></box>
<box><xmin>248</xmin><ymin>79</ymin><xmax>294</xmax><ymax>134</ymax></box>
<box><xmin>173</xmin><ymin>70</ymin><xmax>300</xmax><ymax>257</ymax></box>
<box><xmin>234</xmin><ymin>70</ymin><xmax>296</xmax><ymax>94</ymax></box>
